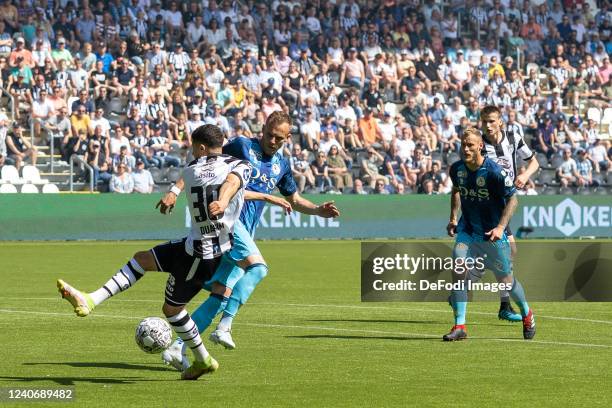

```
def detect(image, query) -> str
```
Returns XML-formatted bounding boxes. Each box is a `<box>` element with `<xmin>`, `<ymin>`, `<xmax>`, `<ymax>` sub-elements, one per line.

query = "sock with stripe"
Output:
<box><xmin>509</xmin><ymin>277</ymin><xmax>530</xmax><ymax>317</ymax></box>
<box><xmin>89</xmin><ymin>258</ymin><xmax>145</xmax><ymax>306</ymax></box>
<box><xmin>167</xmin><ymin>310</ymin><xmax>209</xmax><ymax>362</ymax></box>
<box><xmin>190</xmin><ymin>293</ymin><xmax>229</xmax><ymax>333</ymax></box>
<box><xmin>218</xmin><ymin>263</ymin><xmax>268</xmax><ymax>331</ymax></box>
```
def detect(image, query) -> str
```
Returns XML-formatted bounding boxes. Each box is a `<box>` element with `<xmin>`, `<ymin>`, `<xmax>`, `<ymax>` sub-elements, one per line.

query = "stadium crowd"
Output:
<box><xmin>0</xmin><ymin>0</ymin><xmax>610</xmax><ymax>194</ymax></box>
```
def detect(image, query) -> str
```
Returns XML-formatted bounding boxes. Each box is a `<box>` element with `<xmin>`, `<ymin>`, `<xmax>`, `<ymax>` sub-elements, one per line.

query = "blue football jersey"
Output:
<box><xmin>223</xmin><ymin>137</ymin><xmax>297</xmax><ymax>235</ymax></box>
<box><xmin>450</xmin><ymin>158</ymin><xmax>516</xmax><ymax>239</ymax></box>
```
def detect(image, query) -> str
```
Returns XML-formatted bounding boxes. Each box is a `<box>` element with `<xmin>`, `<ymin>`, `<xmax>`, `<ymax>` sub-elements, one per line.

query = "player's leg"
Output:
<box><xmin>57</xmin><ymin>251</ymin><xmax>151</xmax><ymax>317</ymax></box>
<box><xmin>208</xmin><ymin>220</ymin><xmax>267</xmax><ymax>349</ymax></box>
<box><xmin>497</xmin><ymin>229</ymin><xmax>522</xmax><ymax>322</ymax></box>
<box><xmin>163</xmin><ymin>256</ymin><xmax>239</xmax><ymax>370</ymax></box>
<box><xmin>485</xmin><ymin>238</ymin><xmax>536</xmax><ymax>340</ymax></box>
<box><xmin>464</xmin><ymin>226</ymin><xmax>521</xmax><ymax>322</ymax></box>
<box><xmin>161</xmin><ymin>247</ymin><xmax>221</xmax><ymax>379</ymax></box>
<box><xmin>444</xmin><ymin>233</ymin><xmax>470</xmax><ymax>341</ymax></box>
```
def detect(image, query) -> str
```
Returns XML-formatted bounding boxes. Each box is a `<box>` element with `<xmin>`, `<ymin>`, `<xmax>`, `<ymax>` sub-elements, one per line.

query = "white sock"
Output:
<box><xmin>89</xmin><ymin>259</ymin><xmax>145</xmax><ymax>306</ymax></box>
<box><xmin>217</xmin><ymin>314</ymin><xmax>234</xmax><ymax>332</ymax></box>
<box><xmin>167</xmin><ymin>310</ymin><xmax>209</xmax><ymax>362</ymax></box>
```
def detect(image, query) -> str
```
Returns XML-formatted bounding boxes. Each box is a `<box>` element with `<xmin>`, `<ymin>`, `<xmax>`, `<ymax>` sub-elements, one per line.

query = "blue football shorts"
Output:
<box><xmin>203</xmin><ymin>219</ymin><xmax>261</xmax><ymax>291</ymax></box>
<box><xmin>452</xmin><ymin>231</ymin><xmax>513</xmax><ymax>278</ymax></box>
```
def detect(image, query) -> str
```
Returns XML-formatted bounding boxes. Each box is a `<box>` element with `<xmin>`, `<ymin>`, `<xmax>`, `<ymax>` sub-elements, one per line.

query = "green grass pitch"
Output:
<box><xmin>1</xmin><ymin>241</ymin><xmax>611</xmax><ymax>407</ymax></box>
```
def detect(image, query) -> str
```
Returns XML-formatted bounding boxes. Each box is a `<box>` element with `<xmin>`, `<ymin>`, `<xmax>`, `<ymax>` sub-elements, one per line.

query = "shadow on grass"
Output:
<box><xmin>22</xmin><ymin>362</ymin><xmax>173</xmax><ymax>372</ymax></box>
<box><xmin>307</xmin><ymin>318</ymin><xmax>443</xmax><ymax>325</ymax></box>
<box><xmin>287</xmin><ymin>334</ymin><xmax>440</xmax><ymax>341</ymax></box>
<box><xmin>0</xmin><ymin>375</ymin><xmax>170</xmax><ymax>386</ymax></box>
<box><xmin>306</xmin><ymin>318</ymin><xmax>511</xmax><ymax>327</ymax></box>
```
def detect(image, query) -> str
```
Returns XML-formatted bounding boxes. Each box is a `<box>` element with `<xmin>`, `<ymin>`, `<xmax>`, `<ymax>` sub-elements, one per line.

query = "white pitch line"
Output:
<box><xmin>252</xmin><ymin>302</ymin><xmax>612</xmax><ymax>325</ymax></box>
<box><xmin>5</xmin><ymin>297</ymin><xmax>612</xmax><ymax>325</ymax></box>
<box><xmin>0</xmin><ymin>308</ymin><xmax>610</xmax><ymax>349</ymax></box>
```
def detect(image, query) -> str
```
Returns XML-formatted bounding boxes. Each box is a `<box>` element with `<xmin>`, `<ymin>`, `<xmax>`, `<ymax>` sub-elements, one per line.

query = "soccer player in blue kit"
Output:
<box><xmin>444</xmin><ymin>127</ymin><xmax>535</xmax><ymax>341</ymax></box>
<box><xmin>159</xmin><ymin>111</ymin><xmax>340</xmax><ymax>369</ymax></box>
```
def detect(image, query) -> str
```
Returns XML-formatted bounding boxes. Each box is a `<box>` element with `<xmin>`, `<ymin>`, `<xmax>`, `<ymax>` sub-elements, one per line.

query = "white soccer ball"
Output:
<box><xmin>135</xmin><ymin>317</ymin><xmax>173</xmax><ymax>354</ymax></box>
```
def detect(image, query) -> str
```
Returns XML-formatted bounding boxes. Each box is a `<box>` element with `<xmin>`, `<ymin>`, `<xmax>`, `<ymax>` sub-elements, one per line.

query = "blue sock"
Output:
<box><xmin>450</xmin><ymin>283</ymin><xmax>468</xmax><ymax>326</ymax></box>
<box><xmin>190</xmin><ymin>293</ymin><xmax>228</xmax><ymax>334</ymax></box>
<box><xmin>222</xmin><ymin>263</ymin><xmax>268</xmax><ymax>325</ymax></box>
<box><xmin>509</xmin><ymin>277</ymin><xmax>530</xmax><ymax>317</ymax></box>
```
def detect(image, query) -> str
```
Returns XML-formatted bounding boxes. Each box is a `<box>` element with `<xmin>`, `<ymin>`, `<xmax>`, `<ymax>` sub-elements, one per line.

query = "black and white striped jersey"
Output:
<box><xmin>183</xmin><ymin>154</ymin><xmax>251</xmax><ymax>259</ymax></box>
<box><xmin>482</xmin><ymin>127</ymin><xmax>534</xmax><ymax>181</ymax></box>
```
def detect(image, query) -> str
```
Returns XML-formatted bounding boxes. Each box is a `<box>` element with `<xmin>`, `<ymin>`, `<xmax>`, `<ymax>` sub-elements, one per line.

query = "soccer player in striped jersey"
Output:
<box><xmin>160</xmin><ymin>111</ymin><xmax>340</xmax><ymax>370</ymax></box>
<box><xmin>445</xmin><ymin>127</ymin><xmax>535</xmax><ymax>341</ymax></box>
<box><xmin>469</xmin><ymin>105</ymin><xmax>539</xmax><ymax>322</ymax></box>
<box><xmin>57</xmin><ymin>124</ymin><xmax>253</xmax><ymax>380</ymax></box>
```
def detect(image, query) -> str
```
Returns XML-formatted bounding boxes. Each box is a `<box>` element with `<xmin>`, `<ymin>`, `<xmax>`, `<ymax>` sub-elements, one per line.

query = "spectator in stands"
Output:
<box><xmin>360</xmin><ymin>147</ymin><xmax>386</xmax><ymax>188</ymax></box>
<box><xmin>327</xmin><ymin>145</ymin><xmax>353</xmax><ymax>191</ymax></box>
<box><xmin>85</xmin><ymin>139</ymin><xmax>112</xmax><ymax>187</ymax></box>
<box><xmin>109</xmin><ymin>163</ymin><xmax>134</xmax><ymax>193</ymax></box>
<box><xmin>5</xmin><ymin>122</ymin><xmax>36</xmax><ymax>169</ymax></box>
<box><xmin>311</xmin><ymin>150</ymin><xmax>332</xmax><ymax>192</ymax></box>
<box><xmin>588</xmin><ymin>137</ymin><xmax>611</xmax><ymax>174</ymax></box>
<box><xmin>30</xmin><ymin>88</ymin><xmax>54</xmax><ymax>141</ymax></box>
<box><xmin>556</xmin><ymin>148</ymin><xmax>579</xmax><ymax>188</ymax></box>
<box><xmin>132</xmin><ymin>158</ymin><xmax>155</xmax><ymax>193</ymax></box>
<box><xmin>358</xmin><ymin>107</ymin><xmax>384</xmax><ymax>149</ymax></box>
<box><xmin>340</xmin><ymin>47</ymin><xmax>365</xmax><ymax>90</ymax></box>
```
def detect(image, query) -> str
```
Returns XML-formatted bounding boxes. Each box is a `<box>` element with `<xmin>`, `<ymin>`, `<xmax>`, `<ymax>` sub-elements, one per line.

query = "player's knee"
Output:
<box><xmin>134</xmin><ymin>251</ymin><xmax>157</xmax><ymax>271</ymax></box>
<box><xmin>211</xmin><ymin>282</ymin><xmax>232</xmax><ymax>297</ymax></box>
<box><xmin>245</xmin><ymin>263</ymin><xmax>268</xmax><ymax>281</ymax></box>
<box><xmin>162</xmin><ymin>303</ymin><xmax>183</xmax><ymax>317</ymax></box>
<box><xmin>237</xmin><ymin>254</ymin><xmax>266</xmax><ymax>269</ymax></box>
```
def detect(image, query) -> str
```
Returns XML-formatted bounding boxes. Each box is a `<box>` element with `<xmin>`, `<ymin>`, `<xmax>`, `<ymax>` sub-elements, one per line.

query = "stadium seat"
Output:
<box><xmin>535</xmin><ymin>153</ymin><xmax>549</xmax><ymax>168</ymax></box>
<box><xmin>383</xmin><ymin>102</ymin><xmax>398</xmax><ymax>117</ymax></box>
<box><xmin>447</xmin><ymin>152</ymin><xmax>460</xmax><ymax>165</ymax></box>
<box><xmin>550</xmin><ymin>155</ymin><xmax>565</xmax><ymax>168</ymax></box>
<box><xmin>537</xmin><ymin>169</ymin><xmax>556</xmax><ymax>185</ymax></box>
<box><xmin>525</xmin><ymin>62</ymin><xmax>539</xmax><ymax>75</ymax></box>
<box><xmin>20</xmin><ymin>183</ymin><xmax>39</xmax><ymax>193</ymax></box>
<box><xmin>166</xmin><ymin>167</ymin><xmax>181</xmax><ymax>182</ymax></box>
<box><xmin>587</xmin><ymin>107</ymin><xmax>602</xmax><ymax>124</ymax></box>
<box><xmin>0</xmin><ymin>183</ymin><xmax>18</xmax><ymax>193</ymax></box>
<box><xmin>1</xmin><ymin>165</ymin><xmax>22</xmax><ymax>184</ymax></box>
<box><xmin>149</xmin><ymin>167</ymin><xmax>164</xmax><ymax>184</ymax></box>
<box><xmin>42</xmin><ymin>183</ymin><xmax>60</xmax><ymax>193</ymax></box>
<box><xmin>602</xmin><ymin>108</ymin><xmax>612</xmax><ymax>128</ymax></box>
<box><xmin>22</xmin><ymin>165</ymin><xmax>49</xmax><ymax>185</ymax></box>
<box><xmin>66</xmin><ymin>96</ymin><xmax>79</xmax><ymax>115</ymax></box>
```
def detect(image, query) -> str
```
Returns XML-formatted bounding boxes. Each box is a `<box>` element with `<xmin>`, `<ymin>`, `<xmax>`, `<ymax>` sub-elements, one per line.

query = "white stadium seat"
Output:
<box><xmin>0</xmin><ymin>183</ymin><xmax>18</xmax><ymax>193</ymax></box>
<box><xmin>587</xmin><ymin>107</ymin><xmax>601</xmax><ymax>124</ymax></box>
<box><xmin>602</xmin><ymin>108</ymin><xmax>612</xmax><ymax>126</ymax></box>
<box><xmin>21</xmin><ymin>165</ymin><xmax>49</xmax><ymax>185</ymax></box>
<box><xmin>42</xmin><ymin>183</ymin><xmax>60</xmax><ymax>193</ymax></box>
<box><xmin>1</xmin><ymin>165</ymin><xmax>22</xmax><ymax>184</ymax></box>
<box><xmin>20</xmin><ymin>184</ymin><xmax>39</xmax><ymax>193</ymax></box>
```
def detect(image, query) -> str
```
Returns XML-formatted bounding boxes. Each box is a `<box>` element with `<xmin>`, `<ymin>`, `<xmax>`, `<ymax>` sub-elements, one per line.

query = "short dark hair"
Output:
<box><xmin>481</xmin><ymin>105</ymin><xmax>502</xmax><ymax>118</ymax></box>
<box><xmin>191</xmin><ymin>124</ymin><xmax>224</xmax><ymax>148</ymax></box>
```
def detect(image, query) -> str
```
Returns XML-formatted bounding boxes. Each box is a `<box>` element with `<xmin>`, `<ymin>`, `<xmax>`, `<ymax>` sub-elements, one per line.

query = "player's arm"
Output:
<box><xmin>487</xmin><ymin>195</ymin><xmax>518</xmax><ymax>242</ymax></box>
<box><xmin>244</xmin><ymin>190</ymin><xmax>292</xmax><ymax>214</ymax></box>
<box><xmin>284</xmin><ymin>192</ymin><xmax>340</xmax><ymax>218</ymax></box>
<box><xmin>208</xmin><ymin>173</ymin><xmax>243</xmax><ymax>217</ymax></box>
<box><xmin>447</xmin><ymin>187</ymin><xmax>460</xmax><ymax>237</ymax></box>
<box><xmin>156</xmin><ymin>177</ymin><xmax>184</xmax><ymax>214</ymax></box>
<box><xmin>515</xmin><ymin>155</ymin><xmax>539</xmax><ymax>188</ymax></box>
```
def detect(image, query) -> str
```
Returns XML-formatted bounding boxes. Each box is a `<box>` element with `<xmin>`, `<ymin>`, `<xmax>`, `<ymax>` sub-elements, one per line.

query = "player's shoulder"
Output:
<box><xmin>449</xmin><ymin>160</ymin><xmax>465</xmax><ymax>175</ymax></box>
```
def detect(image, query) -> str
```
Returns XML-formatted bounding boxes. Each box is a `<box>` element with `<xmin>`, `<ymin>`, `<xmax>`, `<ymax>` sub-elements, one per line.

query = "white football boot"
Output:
<box><xmin>161</xmin><ymin>338</ymin><xmax>189</xmax><ymax>371</ymax></box>
<box><xmin>209</xmin><ymin>329</ymin><xmax>236</xmax><ymax>350</ymax></box>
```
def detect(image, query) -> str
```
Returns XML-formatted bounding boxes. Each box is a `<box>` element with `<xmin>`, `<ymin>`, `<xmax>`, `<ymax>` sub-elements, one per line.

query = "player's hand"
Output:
<box><xmin>485</xmin><ymin>225</ymin><xmax>505</xmax><ymax>242</ymax></box>
<box><xmin>267</xmin><ymin>195</ymin><xmax>292</xmax><ymax>214</ymax></box>
<box><xmin>156</xmin><ymin>192</ymin><xmax>177</xmax><ymax>214</ymax></box>
<box><xmin>446</xmin><ymin>221</ymin><xmax>457</xmax><ymax>237</ymax></box>
<box><xmin>208</xmin><ymin>199</ymin><xmax>229</xmax><ymax>218</ymax></box>
<box><xmin>317</xmin><ymin>201</ymin><xmax>340</xmax><ymax>218</ymax></box>
<box><xmin>515</xmin><ymin>173</ymin><xmax>529</xmax><ymax>189</ymax></box>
